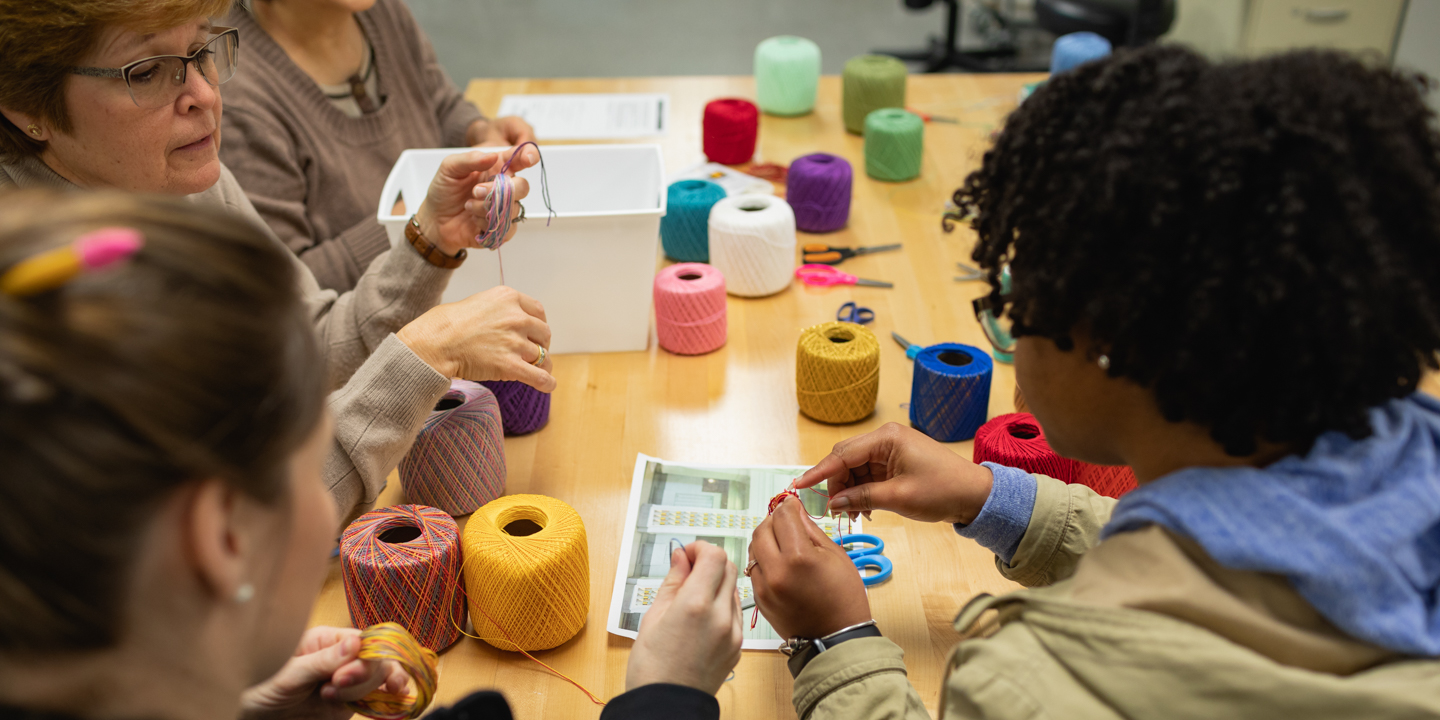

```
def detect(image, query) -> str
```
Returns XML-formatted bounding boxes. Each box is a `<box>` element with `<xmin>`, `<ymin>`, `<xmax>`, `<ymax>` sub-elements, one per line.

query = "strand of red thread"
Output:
<box><xmin>751</xmin><ymin>484</ymin><xmax>846</xmax><ymax>629</ymax></box>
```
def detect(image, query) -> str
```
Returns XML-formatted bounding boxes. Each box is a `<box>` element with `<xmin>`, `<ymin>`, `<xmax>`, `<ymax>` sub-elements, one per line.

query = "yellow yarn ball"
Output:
<box><xmin>462</xmin><ymin>494</ymin><xmax>590</xmax><ymax>652</ymax></box>
<box><xmin>796</xmin><ymin>321</ymin><xmax>881</xmax><ymax>424</ymax></box>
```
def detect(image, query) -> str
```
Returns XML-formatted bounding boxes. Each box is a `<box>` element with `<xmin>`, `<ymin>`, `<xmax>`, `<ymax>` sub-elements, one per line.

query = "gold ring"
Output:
<box><xmin>744</xmin><ymin>558</ymin><xmax>758</xmax><ymax>577</ymax></box>
<box><xmin>531</xmin><ymin>343</ymin><xmax>547</xmax><ymax>367</ymax></box>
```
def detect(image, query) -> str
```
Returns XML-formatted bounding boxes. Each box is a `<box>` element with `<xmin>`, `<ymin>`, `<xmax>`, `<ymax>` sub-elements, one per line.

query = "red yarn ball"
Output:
<box><xmin>972</xmin><ymin>413</ymin><xmax>1079</xmax><ymax>482</ymax></box>
<box><xmin>703</xmin><ymin>98</ymin><xmax>759</xmax><ymax>165</ymax></box>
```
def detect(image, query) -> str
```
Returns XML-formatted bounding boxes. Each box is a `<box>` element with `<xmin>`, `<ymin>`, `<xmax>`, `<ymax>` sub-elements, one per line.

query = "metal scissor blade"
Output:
<box><xmin>855</xmin><ymin>279</ymin><xmax>893</xmax><ymax>288</ymax></box>
<box><xmin>857</xmin><ymin>243</ymin><xmax>903</xmax><ymax>255</ymax></box>
<box><xmin>891</xmin><ymin>332</ymin><xmax>913</xmax><ymax>349</ymax></box>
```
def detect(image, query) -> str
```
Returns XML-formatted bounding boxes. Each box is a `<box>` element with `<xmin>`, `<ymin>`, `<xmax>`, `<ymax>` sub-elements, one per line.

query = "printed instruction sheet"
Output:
<box><xmin>496</xmin><ymin>93</ymin><xmax>669</xmax><ymax>140</ymax></box>
<box><xmin>607</xmin><ymin>454</ymin><xmax>858</xmax><ymax>650</ymax></box>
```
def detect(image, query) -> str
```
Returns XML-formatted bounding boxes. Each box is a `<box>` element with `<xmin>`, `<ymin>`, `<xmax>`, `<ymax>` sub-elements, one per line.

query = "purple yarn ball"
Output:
<box><xmin>480</xmin><ymin>380</ymin><xmax>551</xmax><ymax>435</ymax></box>
<box><xmin>787</xmin><ymin>153</ymin><xmax>852</xmax><ymax>233</ymax></box>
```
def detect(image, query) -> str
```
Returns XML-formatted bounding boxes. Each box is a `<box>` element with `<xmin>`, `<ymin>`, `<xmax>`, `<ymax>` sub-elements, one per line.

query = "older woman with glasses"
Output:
<box><xmin>0</xmin><ymin>0</ymin><xmax>555</xmax><ymax>520</ymax></box>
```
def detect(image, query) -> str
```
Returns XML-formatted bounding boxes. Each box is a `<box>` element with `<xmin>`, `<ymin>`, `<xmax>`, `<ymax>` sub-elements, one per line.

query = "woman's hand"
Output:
<box><xmin>626</xmin><ymin>541</ymin><xmax>742</xmax><ymax>695</ymax></box>
<box><xmin>239</xmin><ymin>626</ymin><xmax>410</xmax><ymax>720</ymax></box>
<box><xmin>748</xmin><ymin>497</ymin><xmax>871</xmax><ymax>640</ymax></box>
<box><xmin>397</xmin><ymin>285</ymin><xmax>556</xmax><ymax>392</ymax></box>
<box><xmin>795</xmin><ymin>423</ymin><xmax>995</xmax><ymax>525</ymax></box>
<box><xmin>413</xmin><ymin>147</ymin><xmax>540</xmax><ymax>257</ymax></box>
<box><xmin>470</xmin><ymin>116</ymin><xmax>537</xmax><ymax>148</ymax></box>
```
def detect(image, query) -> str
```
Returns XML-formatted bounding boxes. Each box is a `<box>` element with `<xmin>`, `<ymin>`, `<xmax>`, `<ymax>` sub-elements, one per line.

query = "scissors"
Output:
<box><xmin>837</xmin><ymin>301</ymin><xmax>875</xmax><ymax>325</ymax></box>
<box><xmin>891</xmin><ymin>331</ymin><xmax>922</xmax><ymax>360</ymax></box>
<box><xmin>796</xmin><ymin>264</ymin><xmax>893</xmax><ymax>288</ymax></box>
<box><xmin>803</xmin><ymin>243</ymin><xmax>902</xmax><ymax>265</ymax></box>
<box><xmin>836</xmin><ymin>533</ymin><xmax>893</xmax><ymax>586</ymax></box>
<box><xmin>955</xmin><ymin>262</ymin><xmax>984</xmax><ymax>281</ymax></box>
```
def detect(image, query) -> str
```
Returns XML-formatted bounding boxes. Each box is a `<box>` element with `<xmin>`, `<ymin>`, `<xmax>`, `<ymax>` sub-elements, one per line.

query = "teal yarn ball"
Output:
<box><xmin>661</xmin><ymin>180</ymin><xmax>727</xmax><ymax>262</ymax></box>
<box><xmin>755</xmin><ymin>36</ymin><xmax>821</xmax><ymax>116</ymax></box>
<box><xmin>842</xmin><ymin>54</ymin><xmax>906</xmax><ymax>135</ymax></box>
<box><xmin>864</xmin><ymin>108</ymin><xmax>923</xmax><ymax>182</ymax></box>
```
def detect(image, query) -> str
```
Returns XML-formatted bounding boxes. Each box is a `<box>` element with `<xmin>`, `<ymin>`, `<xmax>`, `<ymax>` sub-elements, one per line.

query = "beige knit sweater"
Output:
<box><xmin>0</xmin><ymin>155</ymin><xmax>451</xmax><ymax>521</ymax></box>
<box><xmin>220</xmin><ymin>0</ymin><xmax>485</xmax><ymax>292</ymax></box>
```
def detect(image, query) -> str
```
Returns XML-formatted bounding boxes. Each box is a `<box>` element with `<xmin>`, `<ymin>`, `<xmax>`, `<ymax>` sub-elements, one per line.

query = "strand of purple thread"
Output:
<box><xmin>787</xmin><ymin>153</ymin><xmax>852</xmax><ymax>233</ymax></box>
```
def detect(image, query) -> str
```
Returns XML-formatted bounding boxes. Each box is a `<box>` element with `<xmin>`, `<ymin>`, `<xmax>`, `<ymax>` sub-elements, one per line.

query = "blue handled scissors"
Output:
<box><xmin>836</xmin><ymin>533</ymin><xmax>893</xmax><ymax>586</ymax></box>
<box><xmin>837</xmin><ymin>301</ymin><xmax>875</xmax><ymax>325</ymax></box>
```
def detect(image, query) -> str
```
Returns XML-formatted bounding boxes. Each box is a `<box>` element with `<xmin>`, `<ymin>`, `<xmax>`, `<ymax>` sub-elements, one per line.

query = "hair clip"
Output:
<box><xmin>0</xmin><ymin>227</ymin><xmax>144</xmax><ymax>297</ymax></box>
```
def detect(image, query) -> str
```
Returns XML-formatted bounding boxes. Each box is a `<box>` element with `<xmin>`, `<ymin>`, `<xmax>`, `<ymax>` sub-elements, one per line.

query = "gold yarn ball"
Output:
<box><xmin>796</xmin><ymin>321</ymin><xmax>880</xmax><ymax>424</ymax></box>
<box><xmin>462</xmin><ymin>494</ymin><xmax>590</xmax><ymax>652</ymax></box>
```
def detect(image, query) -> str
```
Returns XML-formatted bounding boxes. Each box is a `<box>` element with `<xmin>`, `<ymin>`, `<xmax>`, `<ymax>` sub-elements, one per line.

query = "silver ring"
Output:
<box><xmin>531</xmin><ymin>343</ymin><xmax>547</xmax><ymax>367</ymax></box>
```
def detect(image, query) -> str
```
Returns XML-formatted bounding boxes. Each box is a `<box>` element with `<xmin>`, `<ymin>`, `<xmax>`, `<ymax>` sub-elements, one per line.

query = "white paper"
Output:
<box><xmin>607</xmin><ymin>454</ymin><xmax>860</xmax><ymax>651</ymax></box>
<box><xmin>497</xmin><ymin>93</ymin><xmax>669</xmax><ymax>140</ymax></box>
<box><xmin>668</xmin><ymin>162</ymin><xmax>775</xmax><ymax>197</ymax></box>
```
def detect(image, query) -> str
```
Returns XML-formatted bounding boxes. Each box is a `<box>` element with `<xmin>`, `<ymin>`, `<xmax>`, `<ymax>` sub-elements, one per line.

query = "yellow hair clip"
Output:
<box><xmin>0</xmin><ymin>227</ymin><xmax>144</xmax><ymax>297</ymax></box>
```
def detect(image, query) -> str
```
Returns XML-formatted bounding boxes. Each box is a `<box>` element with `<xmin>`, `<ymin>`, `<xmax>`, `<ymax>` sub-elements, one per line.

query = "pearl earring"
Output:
<box><xmin>1097</xmin><ymin>355</ymin><xmax>1111</xmax><ymax>370</ymax></box>
<box><xmin>26</xmin><ymin>124</ymin><xmax>40</xmax><ymax>137</ymax></box>
<box><xmin>234</xmin><ymin>583</ymin><xmax>255</xmax><ymax>604</ymax></box>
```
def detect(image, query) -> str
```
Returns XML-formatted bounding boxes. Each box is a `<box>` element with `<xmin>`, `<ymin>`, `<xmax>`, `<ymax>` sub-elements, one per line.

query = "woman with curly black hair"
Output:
<box><xmin>743</xmin><ymin>45</ymin><xmax>1440</xmax><ymax>719</ymax></box>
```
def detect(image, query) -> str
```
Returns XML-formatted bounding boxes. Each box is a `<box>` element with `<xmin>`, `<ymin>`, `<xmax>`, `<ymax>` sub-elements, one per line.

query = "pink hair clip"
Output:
<box><xmin>0</xmin><ymin>227</ymin><xmax>144</xmax><ymax>297</ymax></box>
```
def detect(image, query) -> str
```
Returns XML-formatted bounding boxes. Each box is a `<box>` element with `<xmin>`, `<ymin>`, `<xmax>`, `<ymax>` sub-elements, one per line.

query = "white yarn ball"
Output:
<box><xmin>707</xmin><ymin>195</ymin><xmax>796</xmax><ymax>297</ymax></box>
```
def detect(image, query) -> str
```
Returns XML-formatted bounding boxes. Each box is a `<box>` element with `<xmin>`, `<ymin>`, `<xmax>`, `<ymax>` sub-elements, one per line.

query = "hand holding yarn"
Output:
<box><xmin>469</xmin><ymin>115</ymin><xmax>537</xmax><ymax>147</ymax></box>
<box><xmin>415</xmin><ymin>147</ymin><xmax>537</xmax><ymax>257</ymax></box>
<box><xmin>239</xmin><ymin>626</ymin><xmax>411</xmax><ymax>720</ymax></box>
<box><xmin>747</xmin><ymin>497</ymin><xmax>870</xmax><ymax>640</ymax></box>
<box><xmin>397</xmin><ymin>285</ymin><xmax>556</xmax><ymax>392</ymax></box>
<box><xmin>795</xmin><ymin>422</ymin><xmax>995</xmax><ymax>525</ymax></box>
<box><xmin>626</xmin><ymin>541</ymin><xmax>742</xmax><ymax>695</ymax></box>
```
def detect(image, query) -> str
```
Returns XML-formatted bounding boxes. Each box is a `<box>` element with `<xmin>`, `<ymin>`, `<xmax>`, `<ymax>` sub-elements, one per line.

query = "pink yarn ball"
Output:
<box><xmin>654</xmin><ymin>263</ymin><xmax>727</xmax><ymax>355</ymax></box>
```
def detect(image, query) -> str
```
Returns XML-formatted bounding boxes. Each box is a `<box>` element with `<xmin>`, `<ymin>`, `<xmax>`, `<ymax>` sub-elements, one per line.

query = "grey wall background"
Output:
<box><xmin>404</xmin><ymin>0</ymin><xmax>961</xmax><ymax>80</ymax></box>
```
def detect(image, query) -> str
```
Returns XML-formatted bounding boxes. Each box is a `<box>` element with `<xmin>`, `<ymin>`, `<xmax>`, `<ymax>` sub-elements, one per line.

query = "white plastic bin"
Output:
<box><xmin>378</xmin><ymin>144</ymin><xmax>666</xmax><ymax>354</ymax></box>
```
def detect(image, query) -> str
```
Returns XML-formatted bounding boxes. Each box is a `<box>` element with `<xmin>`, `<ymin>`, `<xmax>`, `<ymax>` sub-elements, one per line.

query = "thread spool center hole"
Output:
<box><xmin>827</xmin><ymin>332</ymin><xmax>854</xmax><ymax>344</ymax></box>
<box><xmin>811</xmin><ymin>156</ymin><xmax>833</xmax><ymax>164</ymax></box>
<box><xmin>434</xmin><ymin>397</ymin><xmax>463</xmax><ymax>411</ymax></box>
<box><xmin>1008</xmin><ymin>424</ymin><xmax>1040</xmax><ymax>440</ymax></box>
<box><xmin>678</xmin><ymin>273</ymin><xmax>702</xmax><ymax>281</ymax></box>
<box><xmin>937</xmin><ymin>351</ymin><xmax>972</xmax><ymax>367</ymax></box>
<box><xmin>503</xmin><ymin>519</ymin><xmax>544</xmax><ymax>537</ymax></box>
<box><xmin>378</xmin><ymin>526</ymin><xmax>421</xmax><ymax>544</ymax></box>
<box><xmin>737</xmin><ymin>201</ymin><xmax>768</xmax><ymax>212</ymax></box>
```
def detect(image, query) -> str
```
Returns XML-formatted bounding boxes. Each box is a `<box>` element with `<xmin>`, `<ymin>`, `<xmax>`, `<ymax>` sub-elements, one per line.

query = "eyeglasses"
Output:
<box><xmin>69</xmin><ymin>27</ymin><xmax>239</xmax><ymax>109</ymax></box>
<box><xmin>972</xmin><ymin>293</ymin><xmax>1017</xmax><ymax>354</ymax></box>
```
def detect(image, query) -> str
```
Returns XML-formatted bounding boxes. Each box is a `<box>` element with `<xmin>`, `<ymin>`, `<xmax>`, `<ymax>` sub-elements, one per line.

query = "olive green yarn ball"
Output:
<box><xmin>842</xmin><ymin>54</ymin><xmax>907</xmax><ymax>134</ymax></box>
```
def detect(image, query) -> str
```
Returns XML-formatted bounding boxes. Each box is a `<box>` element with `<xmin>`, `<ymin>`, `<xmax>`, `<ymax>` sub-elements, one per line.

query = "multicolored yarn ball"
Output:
<box><xmin>708</xmin><ymin>194</ymin><xmax>796</xmax><ymax>297</ymax></box>
<box><xmin>972</xmin><ymin>413</ymin><xmax>1079</xmax><ymax>481</ymax></box>
<box><xmin>654</xmin><ymin>262</ymin><xmax>727</xmax><ymax>355</ymax></box>
<box><xmin>797</xmin><ymin>321</ymin><xmax>881</xmax><ymax>424</ymax></box>
<box><xmin>787</xmin><ymin>154</ymin><xmax>852</xmax><ymax>233</ymax></box>
<box><xmin>346</xmin><ymin>622</ymin><xmax>439</xmax><ymax>720</ymax></box>
<box><xmin>864</xmin><ymin>108</ymin><xmax>924</xmax><ymax>182</ymax></box>
<box><xmin>340</xmin><ymin>505</ymin><xmax>466</xmax><ymax>652</ymax></box>
<box><xmin>755</xmin><ymin>35</ymin><xmax>821</xmax><ymax>116</ymax></box>
<box><xmin>480</xmin><ymin>380</ymin><xmax>551</xmax><ymax>436</ymax></box>
<box><xmin>842</xmin><ymin>54</ymin><xmax>907</xmax><ymax>134</ymax></box>
<box><xmin>1076</xmin><ymin>463</ymin><xmax>1139</xmax><ymax>498</ymax></box>
<box><xmin>909</xmin><ymin>343</ymin><xmax>992</xmax><ymax>442</ymax></box>
<box><xmin>462</xmin><ymin>494</ymin><xmax>590</xmax><ymax>652</ymax></box>
<box><xmin>703</xmin><ymin>98</ymin><xmax>760</xmax><ymax>165</ymax></box>
<box><xmin>661</xmin><ymin>179</ymin><xmax>726</xmax><ymax>262</ymax></box>
<box><xmin>399</xmin><ymin>380</ymin><xmax>505</xmax><ymax>516</ymax></box>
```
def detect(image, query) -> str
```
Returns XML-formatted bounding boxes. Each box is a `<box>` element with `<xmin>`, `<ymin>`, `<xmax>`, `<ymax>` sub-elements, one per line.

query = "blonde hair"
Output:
<box><xmin>0</xmin><ymin>0</ymin><xmax>233</xmax><ymax>158</ymax></box>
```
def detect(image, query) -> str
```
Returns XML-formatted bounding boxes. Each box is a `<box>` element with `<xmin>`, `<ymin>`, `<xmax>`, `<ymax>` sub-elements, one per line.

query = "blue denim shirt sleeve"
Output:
<box><xmin>952</xmin><ymin>462</ymin><xmax>1038</xmax><ymax>564</ymax></box>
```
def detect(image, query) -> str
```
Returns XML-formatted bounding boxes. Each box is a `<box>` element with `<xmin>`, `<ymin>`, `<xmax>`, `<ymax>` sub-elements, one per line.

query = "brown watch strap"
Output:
<box><xmin>405</xmin><ymin>215</ymin><xmax>466</xmax><ymax>269</ymax></box>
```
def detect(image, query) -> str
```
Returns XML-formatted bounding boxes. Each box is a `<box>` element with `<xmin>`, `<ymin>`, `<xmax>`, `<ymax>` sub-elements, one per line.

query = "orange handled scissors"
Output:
<box><xmin>802</xmin><ymin>243</ymin><xmax>902</xmax><ymax>265</ymax></box>
<box><xmin>795</xmin><ymin>264</ymin><xmax>893</xmax><ymax>288</ymax></box>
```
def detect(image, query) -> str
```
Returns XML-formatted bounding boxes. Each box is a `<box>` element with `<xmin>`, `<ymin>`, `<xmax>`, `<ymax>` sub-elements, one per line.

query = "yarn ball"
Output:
<box><xmin>864</xmin><ymin>108</ymin><xmax>924</xmax><ymax>182</ymax></box>
<box><xmin>655</xmin><ymin>262</ymin><xmax>727</xmax><ymax>355</ymax></box>
<box><xmin>1051</xmin><ymin>31</ymin><xmax>1112</xmax><ymax>75</ymax></box>
<box><xmin>708</xmin><ymin>194</ymin><xmax>796</xmax><ymax>297</ymax></box>
<box><xmin>660</xmin><ymin>179</ymin><xmax>726</xmax><ymax>262</ymax></box>
<box><xmin>1075</xmin><ymin>463</ymin><xmax>1139</xmax><ymax>498</ymax></box>
<box><xmin>462</xmin><ymin>494</ymin><xmax>590</xmax><ymax>652</ymax></box>
<box><xmin>787</xmin><ymin>153</ymin><xmax>853</xmax><ymax>233</ymax></box>
<box><xmin>909</xmin><ymin>343</ymin><xmax>992</xmax><ymax>442</ymax></box>
<box><xmin>797</xmin><ymin>321</ymin><xmax>880</xmax><ymax>424</ymax></box>
<box><xmin>972</xmin><ymin>413</ymin><xmax>1080</xmax><ymax>481</ymax></box>
<box><xmin>399</xmin><ymin>380</ymin><xmax>505</xmax><ymax>516</ymax></box>
<box><xmin>340</xmin><ymin>505</ymin><xmax>466</xmax><ymax>652</ymax></box>
<box><xmin>755</xmin><ymin>35</ymin><xmax>821</xmax><ymax>116</ymax></box>
<box><xmin>480</xmin><ymin>380</ymin><xmax>551</xmax><ymax>435</ymax></box>
<box><xmin>842</xmin><ymin>54</ymin><xmax>907</xmax><ymax>134</ymax></box>
<box><xmin>345</xmin><ymin>622</ymin><xmax>439</xmax><ymax>720</ymax></box>
<box><xmin>703</xmin><ymin>98</ymin><xmax>759</xmax><ymax>165</ymax></box>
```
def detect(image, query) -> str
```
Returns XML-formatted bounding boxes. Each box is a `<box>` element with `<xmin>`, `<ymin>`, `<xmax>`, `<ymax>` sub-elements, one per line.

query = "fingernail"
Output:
<box><xmin>321</xmin><ymin>687</ymin><xmax>336</xmax><ymax>700</ymax></box>
<box><xmin>830</xmin><ymin>496</ymin><xmax>850</xmax><ymax>510</ymax></box>
<box><xmin>464</xmin><ymin>201</ymin><xmax>474</xmax><ymax>211</ymax></box>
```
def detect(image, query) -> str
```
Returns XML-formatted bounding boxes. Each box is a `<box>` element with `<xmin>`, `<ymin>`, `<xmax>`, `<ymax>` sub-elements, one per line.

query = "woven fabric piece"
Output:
<box><xmin>797</xmin><ymin>321</ymin><xmax>880</xmax><ymax>424</ymax></box>
<box><xmin>340</xmin><ymin>505</ymin><xmax>465</xmax><ymax>652</ymax></box>
<box><xmin>400</xmin><ymin>380</ymin><xmax>506</xmax><ymax>515</ymax></box>
<box><xmin>909</xmin><ymin>343</ymin><xmax>992</xmax><ymax>442</ymax></box>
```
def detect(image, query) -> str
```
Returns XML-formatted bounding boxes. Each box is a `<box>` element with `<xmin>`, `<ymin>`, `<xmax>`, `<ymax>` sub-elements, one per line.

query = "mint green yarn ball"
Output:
<box><xmin>843</xmin><ymin>54</ymin><xmax>907</xmax><ymax>134</ymax></box>
<box><xmin>864</xmin><ymin>108</ymin><xmax>923</xmax><ymax>182</ymax></box>
<box><xmin>755</xmin><ymin>36</ymin><xmax>821</xmax><ymax>116</ymax></box>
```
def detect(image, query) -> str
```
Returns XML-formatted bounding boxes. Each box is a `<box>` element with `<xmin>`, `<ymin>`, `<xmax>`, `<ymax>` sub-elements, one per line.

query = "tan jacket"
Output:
<box><xmin>0</xmin><ymin>156</ymin><xmax>450</xmax><ymax>519</ymax></box>
<box><xmin>793</xmin><ymin>475</ymin><xmax>1440</xmax><ymax>719</ymax></box>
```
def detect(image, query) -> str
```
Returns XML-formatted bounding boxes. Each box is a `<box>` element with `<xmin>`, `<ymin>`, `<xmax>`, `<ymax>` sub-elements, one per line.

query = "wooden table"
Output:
<box><xmin>310</xmin><ymin>73</ymin><xmax>1043</xmax><ymax>720</ymax></box>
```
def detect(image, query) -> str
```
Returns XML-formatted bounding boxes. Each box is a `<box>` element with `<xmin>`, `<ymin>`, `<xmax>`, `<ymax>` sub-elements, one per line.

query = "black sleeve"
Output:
<box><xmin>423</xmin><ymin>691</ymin><xmax>514</xmax><ymax>720</ymax></box>
<box><xmin>600</xmin><ymin>684</ymin><xmax>719</xmax><ymax>720</ymax></box>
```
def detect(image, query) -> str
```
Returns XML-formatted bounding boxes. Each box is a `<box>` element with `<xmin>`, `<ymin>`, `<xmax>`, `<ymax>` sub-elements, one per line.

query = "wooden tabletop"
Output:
<box><xmin>309</xmin><ymin>72</ymin><xmax>1045</xmax><ymax>720</ymax></box>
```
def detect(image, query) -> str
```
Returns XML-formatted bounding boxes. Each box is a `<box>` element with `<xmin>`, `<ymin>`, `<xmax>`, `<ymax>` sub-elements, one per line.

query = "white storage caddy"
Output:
<box><xmin>378</xmin><ymin>144</ymin><xmax>666</xmax><ymax>354</ymax></box>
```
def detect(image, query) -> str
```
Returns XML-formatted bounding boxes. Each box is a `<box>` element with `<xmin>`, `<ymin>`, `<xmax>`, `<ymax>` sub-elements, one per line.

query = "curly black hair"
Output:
<box><xmin>953</xmin><ymin>45</ymin><xmax>1440</xmax><ymax>456</ymax></box>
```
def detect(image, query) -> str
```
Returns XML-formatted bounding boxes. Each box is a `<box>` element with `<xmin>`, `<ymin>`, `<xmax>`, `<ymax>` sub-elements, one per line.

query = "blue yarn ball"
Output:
<box><xmin>662</xmin><ymin>180</ymin><xmax>727</xmax><ymax>262</ymax></box>
<box><xmin>909</xmin><ymin>343</ymin><xmax>993</xmax><ymax>442</ymax></box>
<box><xmin>1050</xmin><ymin>32</ymin><xmax>1112</xmax><ymax>76</ymax></box>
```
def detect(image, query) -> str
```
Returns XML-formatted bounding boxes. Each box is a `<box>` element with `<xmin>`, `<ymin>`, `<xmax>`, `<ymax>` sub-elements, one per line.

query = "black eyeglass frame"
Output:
<box><xmin>68</xmin><ymin>27</ymin><xmax>240</xmax><ymax>108</ymax></box>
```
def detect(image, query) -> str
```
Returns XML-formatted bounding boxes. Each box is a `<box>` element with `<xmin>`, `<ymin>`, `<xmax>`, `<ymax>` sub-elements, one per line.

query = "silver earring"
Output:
<box><xmin>1097</xmin><ymin>355</ymin><xmax>1111</xmax><ymax>370</ymax></box>
<box><xmin>234</xmin><ymin>583</ymin><xmax>255</xmax><ymax>604</ymax></box>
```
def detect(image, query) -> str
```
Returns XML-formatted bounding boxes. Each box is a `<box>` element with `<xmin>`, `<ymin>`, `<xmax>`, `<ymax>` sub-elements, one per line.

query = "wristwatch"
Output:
<box><xmin>779</xmin><ymin>620</ymin><xmax>882</xmax><ymax>677</ymax></box>
<box><xmin>405</xmin><ymin>214</ymin><xmax>466</xmax><ymax>269</ymax></box>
